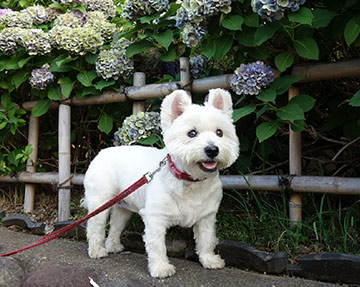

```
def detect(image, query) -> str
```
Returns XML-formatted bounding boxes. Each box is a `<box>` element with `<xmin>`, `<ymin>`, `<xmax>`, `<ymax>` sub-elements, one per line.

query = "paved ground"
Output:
<box><xmin>0</xmin><ymin>226</ymin><xmax>340</xmax><ymax>287</ymax></box>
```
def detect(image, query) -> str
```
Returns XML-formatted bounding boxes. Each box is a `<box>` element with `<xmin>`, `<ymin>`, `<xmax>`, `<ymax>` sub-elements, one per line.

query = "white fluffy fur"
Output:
<box><xmin>82</xmin><ymin>88</ymin><xmax>240</xmax><ymax>278</ymax></box>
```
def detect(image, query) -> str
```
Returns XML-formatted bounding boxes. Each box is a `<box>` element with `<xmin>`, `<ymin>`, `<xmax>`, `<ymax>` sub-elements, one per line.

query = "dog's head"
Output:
<box><xmin>161</xmin><ymin>89</ymin><xmax>240</xmax><ymax>179</ymax></box>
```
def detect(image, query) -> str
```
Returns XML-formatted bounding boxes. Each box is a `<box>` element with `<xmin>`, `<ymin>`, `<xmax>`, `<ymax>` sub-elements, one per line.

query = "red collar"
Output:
<box><xmin>166</xmin><ymin>154</ymin><xmax>201</xmax><ymax>182</ymax></box>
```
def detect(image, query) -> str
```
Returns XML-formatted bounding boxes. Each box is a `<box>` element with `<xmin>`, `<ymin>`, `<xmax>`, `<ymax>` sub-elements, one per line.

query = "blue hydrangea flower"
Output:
<box><xmin>113</xmin><ymin>112</ymin><xmax>161</xmax><ymax>146</ymax></box>
<box><xmin>29</xmin><ymin>64</ymin><xmax>55</xmax><ymax>90</ymax></box>
<box><xmin>189</xmin><ymin>55</ymin><xmax>208</xmax><ymax>79</ymax></box>
<box><xmin>251</xmin><ymin>0</ymin><xmax>306</xmax><ymax>22</ymax></box>
<box><xmin>231</xmin><ymin>61</ymin><xmax>274</xmax><ymax>95</ymax></box>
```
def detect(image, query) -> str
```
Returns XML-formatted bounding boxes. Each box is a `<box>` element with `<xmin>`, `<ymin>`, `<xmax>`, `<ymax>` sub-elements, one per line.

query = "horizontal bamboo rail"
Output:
<box><xmin>293</xmin><ymin>59</ymin><xmax>360</xmax><ymax>82</ymax></box>
<box><xmin>19</xmin><ymin>58</ymin><xmax>360</xmax><ymax>111</ymax></box>
<box><xmin>1</xmin><ymin>172</ymin><xmax>360</xmax><ymax>195</ymax></box>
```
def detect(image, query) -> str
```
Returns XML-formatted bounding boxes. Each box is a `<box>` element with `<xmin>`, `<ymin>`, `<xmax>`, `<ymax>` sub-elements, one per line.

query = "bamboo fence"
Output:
<box><xmin>1</xmin><ymin>57</ymin><xmax>360</xmax><ymax>222</ymax></box>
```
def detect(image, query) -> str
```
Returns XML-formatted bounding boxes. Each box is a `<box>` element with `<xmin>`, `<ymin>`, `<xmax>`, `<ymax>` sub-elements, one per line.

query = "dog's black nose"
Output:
<box><xmin>205</xmin><ymin>145</ymin><xmax>219</xmax><ymax>158</ymax></box>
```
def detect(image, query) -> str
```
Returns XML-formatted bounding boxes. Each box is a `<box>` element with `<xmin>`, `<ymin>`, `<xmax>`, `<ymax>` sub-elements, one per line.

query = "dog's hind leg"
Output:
<box><xmin>105</xmin><ymin>206</ymin><xmax>132</xmax><ymax>253</ymax></box>
<box><xmin>86</xmin><ymin>200</ymin><xmax>111</xmax><ymax>259</ymax></box>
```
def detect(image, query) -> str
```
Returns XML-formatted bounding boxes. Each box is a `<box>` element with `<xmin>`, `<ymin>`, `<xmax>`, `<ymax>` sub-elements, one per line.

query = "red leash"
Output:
<box><xmin>0</xmin><ymin>156</ymin><xmax>168</xmax><ymax>257</ymax></box>
<box><xmin>0</xmin><ymin>154</ymin><xmax>200</xmax><ymax>257</ymax></box>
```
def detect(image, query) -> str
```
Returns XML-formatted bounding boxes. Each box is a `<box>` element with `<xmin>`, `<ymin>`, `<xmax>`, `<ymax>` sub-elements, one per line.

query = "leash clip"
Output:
<box><xmin>144</xmin><ymin>156</ymin><xmax>168</xmax><ymax>183</ymax></box>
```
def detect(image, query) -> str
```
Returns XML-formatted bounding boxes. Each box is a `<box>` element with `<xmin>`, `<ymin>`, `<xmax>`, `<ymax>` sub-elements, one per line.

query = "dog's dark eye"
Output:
<box><xmin>188</xmin><ymin>130</ymin><xmax>197</xmax><ymax>138</ymax></box>
<box><xmin>216</xmin><ymin>129</ymin><xmax>223</xmax><ymax>137</ymax></box>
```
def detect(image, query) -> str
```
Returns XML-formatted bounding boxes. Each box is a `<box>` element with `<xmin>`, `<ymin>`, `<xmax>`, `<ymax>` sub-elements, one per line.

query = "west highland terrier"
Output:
<box><xmin>82</xmin><ymin>88</ymin><xmax>240</xmax><ymax>278</ymax></box>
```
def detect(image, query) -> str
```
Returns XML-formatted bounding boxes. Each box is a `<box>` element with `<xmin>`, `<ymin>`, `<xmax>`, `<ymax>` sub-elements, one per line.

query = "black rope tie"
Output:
<box><xmin>176</xmin><ymin>79</ymin><xmax>193</xmax><ymax>90</ymax></box>
<box><xmin>278</xmin><ymin>174</ymin><xmax>295</xmax><ymax>193</ymax></box>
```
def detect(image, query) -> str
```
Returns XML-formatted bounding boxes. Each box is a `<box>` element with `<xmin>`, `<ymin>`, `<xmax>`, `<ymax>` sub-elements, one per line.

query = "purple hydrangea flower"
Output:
<box><xmin>231</xmin><ymin>61</ymin><xmax>274</xmax><ymax>95</ymax></box>
<box><xmin>0</xmin><ymin>9</ymin><xmax>12</xmax><ymax>17</ymax></box>
<box><xmin>251</xmin><ymin>0</ymin><xmax>306</xmax><ymax>22</ymax></box>
<box><xmin>29</xmin><ymin>64</ymin><xmax>55</xmax><ymax>90</ymax></box>
<box><xmin>189</xmin><ymin>55</ymin><xmax>208</xmax><ymax>79</ymax></box>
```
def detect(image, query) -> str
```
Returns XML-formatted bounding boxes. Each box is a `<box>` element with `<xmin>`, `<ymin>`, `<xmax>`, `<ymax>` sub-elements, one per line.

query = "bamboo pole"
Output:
<box><xmin>18</xmin><ymin>58</ymin><xmax>360</xmax><ymax>111</ymax></box>
<box><xmin>23</xmin><ymin>115</ymin><xmax>39</xmax><ymax>213</ymax></box>
<box><xmin>58</xmin><ymin>103</ymin><xmax>71</xmax><ymax>221</ymax></box>
<box><xmin>2</xmin><ymin>172</ymin><xmax>360</xmax><ymax>195</ymax></box>
<box><xmin>132</xmin><ymin>72</ymin><xmax>146</xmax><ymax>114</ymax></box>
<box><xmin>292</xmin><ymin>59</ymin><xmax>360</xmax><ymax>82</ymax></box>
<box><xmin>180</xmin><ymin>57</ymin><xmax>191</xmax><ymax>93</ymax></box>
<box><xmin>289</xmin><ymin>87</ymin><xmax>302</xmax><ymax>224</ymax></box>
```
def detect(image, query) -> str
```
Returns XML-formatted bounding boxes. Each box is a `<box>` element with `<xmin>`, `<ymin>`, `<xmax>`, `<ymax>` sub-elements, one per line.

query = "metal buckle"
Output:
<box><xmin>143</xmin><ymin>156</ymin><xmax>168</xmax><ymax>183</ymax></box>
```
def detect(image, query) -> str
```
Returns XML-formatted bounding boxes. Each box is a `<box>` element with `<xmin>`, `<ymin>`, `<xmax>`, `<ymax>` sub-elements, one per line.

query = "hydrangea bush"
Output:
<box><xmin>113</xmin><ymin>112</ymin><xmax>161</xmax><ymax>146</ymax></box>
<box><xmin>0</xmin><ymin>0</ymin><xmax>359</xmax><ymax>175</ymax></box>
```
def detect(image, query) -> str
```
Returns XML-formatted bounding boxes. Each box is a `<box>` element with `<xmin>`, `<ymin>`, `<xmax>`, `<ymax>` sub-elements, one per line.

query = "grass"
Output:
<box><xmin>217</xmin><ymin>185</ymin><xmax>360</xmax><ymax>261</ymax></box>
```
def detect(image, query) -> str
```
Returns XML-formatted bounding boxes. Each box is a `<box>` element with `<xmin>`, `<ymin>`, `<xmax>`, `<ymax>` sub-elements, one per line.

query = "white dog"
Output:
<box><xmin>82</xmin><ymin>88</ymin><xmax>239</xmax><ymax>278</ymax></box>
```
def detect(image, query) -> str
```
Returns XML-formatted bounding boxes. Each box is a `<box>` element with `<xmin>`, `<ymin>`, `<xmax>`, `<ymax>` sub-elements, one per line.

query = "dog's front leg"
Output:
<box><xmin>193</xmin><ymin>213</ymin><xmax>225</xmax><ymax>270</ymax></box>
<box><xmin>142</xmin><ymin>214</ymin><xmax>176</xmax><ymax>278</ymax></box>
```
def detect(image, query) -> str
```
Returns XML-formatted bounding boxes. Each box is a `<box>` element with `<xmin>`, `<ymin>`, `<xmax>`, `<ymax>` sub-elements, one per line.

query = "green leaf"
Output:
<box><xmin>236</xmin><ymin>30</ymin><xmax>255</xmax><ymax>47</ymax></box>
<box><xmin>311</xmin><ymin>9</ymin><xmax>337</xmax><ymax>28</ymax></box>
<box><xmin>61</xmin><ymin>83</ymin><xmax>74</xmax><ymax>98</ymax></box>
<box><xmin>221</xmin><ymin>15</ymin><xmax>244</xmax><ymax>31</ymax></box>
<box><xmin>153</xmin><ymin>29</ymin><xmax>173</xmax><ymax>50</ymax></box>
<box><xmin>344</xmin><ymin>17</ymin><xmax>360</xmax><ymax>46</ymax></box>
<box><xmin>140</xmin><ymin>12</ymin><xmax>160</xmax><ymax>24</ymax></box>
<box><xmin>233</xmin><ymin>104</ymin><xmax>256</xmax><ymax>122</ymax></box>
<box><xmin>137</xmin><ymin>134</ymin><xmax>161</xmax><ymax>145</ymax></box>
<box><xmin>0</xmin><ymin>57</ymin><xmax>19</xmax><ymax>71</ymax></box>
<box><xmin>126</xmin><ymin>40</ymin><xmax>153</xmax><ymax>58</ymax></box>
<box><xmin>270</xmin><ymin>75</ymin><xmax>302</xmax><ymax>95</ymax></box>
<box><xmin>349</xmin><ymin>90</ymin><xmax>360</xmax><ymax>106</ymax></box>
<box><xmin>78</xmin><ymin>87</ymin><xmax>99</xmax><ymax>98</ymax></box>
<box><xmin>274</xmin><ymin>52</ymin><xmax>294</xmax><ymax>72</ymax></box>
<box><xmin>1</xmin><ymin>94</ymin><xmax>11</xmax><ymax>108</ymax></box>
<box><xmin>31</xmin><ymin>99</ymin><xmax>51</xmax><ymax>117</ymax></box>
<box><xmin>18</xmin><ymin>57</ymin><xmax>32</xmax><ymax>68</ymax></box>
<box><xmin>214</xmin><ymin>35</ymin><xmax>233</xmax><ymax>61</ymax></box>
<box><xmin>244</xmin><ymin>13</ymin><xmax>259</xmax><ymax>27</ymax></box>
<box><xmin>11</xmin><ymin>71</ymin><xmax>29</xmax><ymax>89</ymax></box>
<box><xmin>98</xmin><ymin>113</ymin><xmax>113</xmax><ymax>134</ymax></box>
<box><xmin>276</xmin><ymin>103</ymin><xmax>304</xmax><ymax>121</ymax></box>
<box><xmin>294</xmin><ymin>37</ymin><xmax>319</xmax><ymax>60</ymax></box>
<box><xmin>48</xmin><ymin>86</ymin><xmax>62</xmax><ymax>101</ymax></box>
<box><xmin>289</xmin><ymin>94</ymin><xmax>315</xmax><ymax>112</ymax></box>
<box><xmin>95</xmin><ymin>80</ymin><xmax>115</xmax><ymax>90</ymax></box>
<box><xmin>288</xmin><ymin>7</ymin><xmax>313</xmax><ymax>25</ymax></box>
<box><xmin>85</xmin><ymin>54</ymin><xmax>98</xmax><ymax>65</ymax></box>
<box><xmin>256</xmin><ymin>121</ymin><xmax>279</xmax><ymax>143</ymax></box>
<box><xmin>77</xmin><ymin>71</ymin><xmax>97</xmax><ymax>87</ymax></box>
<box><xmin>291</xmin><ymin>120</ymin><xmax>305</xmax><ymax>132</ymax></box>
<box><xmin>254</xmin><ymin>23</ymin><xmax>280</xmax><ymax>46</ymax></box>
<box><xmin>159</xmin><ymin>46</ymin><xmax>176</xmax><ymax>62</ymax></box>
<box><xmin>202</xmin><ymin>41</ymin><xmax>216</xmax><ymax>58</ymax></box>
<box><xmin>256</xmin><ymin>89</ymin><xmax>277</xmax><ymax>103</ymax></box>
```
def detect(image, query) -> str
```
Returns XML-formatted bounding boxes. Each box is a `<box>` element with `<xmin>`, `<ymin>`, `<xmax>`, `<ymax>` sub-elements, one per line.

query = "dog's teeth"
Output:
<box><xmin>202</xmin><ymin>161</ymin><xmax>217</xmax><ymax>169</ymax></box>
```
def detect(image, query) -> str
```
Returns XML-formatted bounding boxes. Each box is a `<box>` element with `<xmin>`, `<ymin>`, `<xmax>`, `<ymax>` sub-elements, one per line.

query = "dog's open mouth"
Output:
<box><xmin>199</xmin><ymin>161</ymin><xmax>218</xmax><ymax>172</ymax></box>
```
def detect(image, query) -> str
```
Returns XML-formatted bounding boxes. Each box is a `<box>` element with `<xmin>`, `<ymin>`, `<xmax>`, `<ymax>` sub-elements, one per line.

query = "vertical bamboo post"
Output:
<box><xmin>58</xmin><ymin>103</ymin><xmax>71</xmax><ymax>221</ymax></box>
<box><xmin>132</xmin><ymin>72</ymin><xmax>146</xmax><ymax>114</ymax></box>
<box><xmin>289</xmin><ymin>86</ymin><xmax>302</xmax><ymax>224</ymax></box>
<box><xmin>24</xmin><ymin>115</ymin><xmax>39</xmax><ymax>213</ymax></box>
<box><xmin>180</xmin><ymin>57</ymin><xmax>191</xmax><ymax>95</ymax></box>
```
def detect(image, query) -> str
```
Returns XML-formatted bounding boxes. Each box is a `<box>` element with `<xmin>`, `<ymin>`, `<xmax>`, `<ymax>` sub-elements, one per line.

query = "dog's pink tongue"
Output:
<box><xmin>202</xmin><ymin>161</ymin><xmax>217</xmax><ymax>170</ymax></box>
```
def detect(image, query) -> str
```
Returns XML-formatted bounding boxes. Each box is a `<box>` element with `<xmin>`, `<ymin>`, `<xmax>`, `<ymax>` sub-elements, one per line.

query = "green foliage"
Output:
<box><xmin>0</xmin><ymin>0</ymin><xmax>359</xmax><ymax>178</ymax></box>
<box><xmin>218</xmin><ymin>189</ymin><xmax>360</xmax><ymax>258</ymax></box>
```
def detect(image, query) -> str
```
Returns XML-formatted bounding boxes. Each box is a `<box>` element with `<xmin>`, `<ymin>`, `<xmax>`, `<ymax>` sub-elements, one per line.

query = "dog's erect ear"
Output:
<box><xmin>161</xmin><ymin>90</ymin><xmax>192</xmax><ymax>130</ymax></box>
<box><xmin>205</xmin><ymin>88</ymin><xmax>233</xmax><ymax>119</ymax></box>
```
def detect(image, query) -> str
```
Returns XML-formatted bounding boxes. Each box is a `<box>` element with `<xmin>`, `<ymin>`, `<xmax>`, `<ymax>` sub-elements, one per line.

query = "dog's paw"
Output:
<box><xmin>105</xmin><ymin>241</ymin><xmax>125</xmax><ymax>254</ymax></box>
<box><xmin>149</xmin><ymin>262</ymin><xmax>176</xmax><ymax>278</ymax></box>
<box><xmin>88</xmin><ymin>245</ymin><xmax>108</xmax><ymax>259</ymax></box>
<box><xmin>200</xmin><ymin>254</ymin><xmax>225</xmax><ymax>269</ymax></box>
